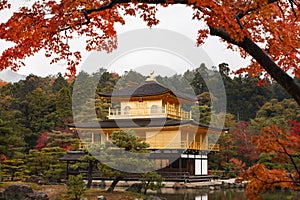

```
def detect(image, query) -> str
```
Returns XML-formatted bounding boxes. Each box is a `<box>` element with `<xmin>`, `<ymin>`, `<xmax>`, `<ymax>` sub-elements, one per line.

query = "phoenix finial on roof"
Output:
<box><xmin>150</xmin><ymin>70</ymin><xmax>154</xmax><ymax>76</ymax></box>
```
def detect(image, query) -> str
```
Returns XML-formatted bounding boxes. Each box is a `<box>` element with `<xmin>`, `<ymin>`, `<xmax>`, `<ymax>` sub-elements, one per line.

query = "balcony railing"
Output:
<box><xmin>78</xmin><ymin>142</ymin><xmax>91</xmax><ymax>150</ymax></box>
<box><xmin>78</xmin><ymin>141</ymin><xmax>219</xmax><ymax>151</ymax></box>
<box><xmin>108</xmin><ymin>105</ymin><xmax>191</xmax><ymax>120</ymax></box>
<box><xmin>209</xmin><ymin>144</ymin><xmax>220</xmax><ymax>152</ymax></box>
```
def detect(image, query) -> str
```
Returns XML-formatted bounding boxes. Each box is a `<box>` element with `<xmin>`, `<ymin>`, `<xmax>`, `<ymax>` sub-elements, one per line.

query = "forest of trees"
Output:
<box><xmin>0</xmin><ymin>0</ymin><xmax>299</xmax><ymax>199</ymax></box>
<box><xmin>0</xmin><ymin>64</ymin><xmax>299</xmax><ymax>197</ymax></box>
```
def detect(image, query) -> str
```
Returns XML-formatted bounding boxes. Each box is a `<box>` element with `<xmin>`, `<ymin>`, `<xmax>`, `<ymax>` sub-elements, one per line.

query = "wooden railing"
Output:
<box><xmin>108</xmin><ymin>105</ymin><xmax>191</xmax><ymax>120</ymax></box>
<box><xmin>78</xmin><ymin>142</ymin><xmax>91</xmax><ymax>150</ymax></box>
<box><xmin>79</xmin><ymin>141</ymin><xmax>220</xmax><ymax>152</ymax></box>
<box><xmin>209</xmin><ymin>144</ymin><xmax>220</xmax><ymax>151</ymax></box>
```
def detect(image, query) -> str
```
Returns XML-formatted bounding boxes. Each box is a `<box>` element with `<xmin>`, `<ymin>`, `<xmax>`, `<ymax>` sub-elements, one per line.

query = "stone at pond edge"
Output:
<box><xmin>126</xmin><ymin>183</ymin><xmax>143</xmax><ymax>193</ymax></box>
<box><xmin>3</xmin><ymin>184</ymin><xmax>33</xmax><ymax>200</ymax></box>
<box><xmin>97</xmin><ymin>195</ymin><xmax>107</xmax><ymax>200</ymax></box>
<box><xmin>26</xmin><ymin>192</ymin><xmax>49</xmax><ymax>200</ymax></box>
<box><xmin>145</xmin><ymin>195</ymin><xmax>167</xmax><ymax>200</ymax></box>
<box><xmin>2</xmin><ymin>184</ymin><xmax>48</xmax><ymax>200</ymax></box>
<box><xmin>172</xmin><ymin>182</ymin><xmax>186</xmax><ymax>190</ymax></box>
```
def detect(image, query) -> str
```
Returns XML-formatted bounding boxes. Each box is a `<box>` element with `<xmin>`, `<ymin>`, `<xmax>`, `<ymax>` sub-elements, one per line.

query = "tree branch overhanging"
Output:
<box><xmin>77</xmin><ymin>0</ymin><xmax>300</xmax><ymax>107</ymax></box>
<box><xmin>4</xmin><ymin>0</ymin><xmax>300</xmax><ymax>107</ymax></box>
<box><xmin>209</xmin><ymin>26</ymin><xmax>300</xmax><ymax>106</ymax></box>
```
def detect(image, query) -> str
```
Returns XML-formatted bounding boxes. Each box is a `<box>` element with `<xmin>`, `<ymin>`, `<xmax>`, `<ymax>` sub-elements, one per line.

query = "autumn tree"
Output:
<box><xmin>35</xmin><ymin>130</ymin><xmax>79</xmax><ymax>151</ymax></box>
<box><xmin>230</xmin><ymin>121</ymin><xmax>259</xmax><ymax>166</ymax></box>
<box><xmin>243</xmin><ymin>122</ymin><xmax>300</xmax><ymax>200</ymax></box>
<box><xmin>0</xmin><ymin>0</ymin><xmax>299</xmax><ymax>105</ymax></box>
<box><xmin>0</xmin><ymin>79</ymin><xmax>7</xmax><ymax>88</ymax></box>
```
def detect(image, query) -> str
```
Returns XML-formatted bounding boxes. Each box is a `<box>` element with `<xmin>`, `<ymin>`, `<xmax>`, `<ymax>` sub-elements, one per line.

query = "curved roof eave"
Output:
<box><xmin>68</xmin><ymin>118</ymin><xmax>228</xmax><ymax>131</ymax></box>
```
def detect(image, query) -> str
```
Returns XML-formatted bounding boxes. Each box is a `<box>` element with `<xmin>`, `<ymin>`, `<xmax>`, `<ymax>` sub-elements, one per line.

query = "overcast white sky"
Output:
<box><xmin>0</xmin><ymin>2</ymin><xmax>250</xmax><ymax>77</ymax></box>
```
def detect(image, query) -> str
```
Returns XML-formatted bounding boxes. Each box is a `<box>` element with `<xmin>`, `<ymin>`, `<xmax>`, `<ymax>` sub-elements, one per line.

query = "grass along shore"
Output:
<box><xmin>0</xmin><ymin>182</ymin><xmax>144</xmax><ymax>200</ymax></box>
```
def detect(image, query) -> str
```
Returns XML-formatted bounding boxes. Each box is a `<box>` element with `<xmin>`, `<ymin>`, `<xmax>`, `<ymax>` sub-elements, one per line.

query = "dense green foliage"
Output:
<box><xmin>209</xmin><ymin>98</ymin><xmax>300</xmax><ymax>177</ymax></box>
<box><xmin>93</xmin><ymin>130</ymin><xmax>154</xmax><ymax>192</ymax></box>
<box><xmin>67</xmin><ymin>174</ymin><xmax>86</xmax><ymax>200</ymax></box>
<box><xmin>26</xmin><ymin>147</ymin><xmax>66</xmax><ymax>182</ymax></box>
<box><xmin>0</xmin><ymin>64</ymin><xmax>299</xmax><ymax>183</ymax></box>
<box><xmin>140</xmin><ymin>172</ymin><xmax>164</xmax><ymax>194</ymax></box>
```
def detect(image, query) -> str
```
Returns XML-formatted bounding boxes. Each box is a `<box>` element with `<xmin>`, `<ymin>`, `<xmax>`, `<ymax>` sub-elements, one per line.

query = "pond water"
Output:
<box><xmin>149</xmin><ymin>188</ymin><xmax>300</xmax><ymax>200</ymax></box>
<box><xmin>95</xmin><ymin>185</ymin><xmax>300</xmax><ymax>200</ymax></box>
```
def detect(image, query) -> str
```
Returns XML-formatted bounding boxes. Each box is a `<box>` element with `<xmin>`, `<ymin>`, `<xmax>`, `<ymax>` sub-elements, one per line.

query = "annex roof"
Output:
<box><xmin>59</xmin><ymin>151</ymin><xmax>86</xmax><ymax>161</ymax></box>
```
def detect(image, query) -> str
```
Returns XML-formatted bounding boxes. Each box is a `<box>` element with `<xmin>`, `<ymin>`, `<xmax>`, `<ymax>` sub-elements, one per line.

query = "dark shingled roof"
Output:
<box><xmin>59</xmin><ymin>151</ymin><xmax>86</xmax><ymax>161</ymax></box>
<box><xmin>69</xmin><ymin>118</ymin><xmax>228</xmax><ymax>131</ymax></box>
<box><xmin>99</xmin><ymin>80</ymin><xmax>197</xmax><ymax>101</ymax></box>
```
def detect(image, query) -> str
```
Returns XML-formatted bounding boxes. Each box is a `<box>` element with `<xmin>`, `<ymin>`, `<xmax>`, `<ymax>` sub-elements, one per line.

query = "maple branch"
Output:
<box><xmin>288</xmin><ymin>0</ymin><xmax>298</xmax><ymax>17</ymax></box>
<box><xmin>209</xmin><ymin>26</ymin><xmax>300</xmax><ymax>106</ymax></box>
<box><xmin>85</xmin><ymin>0</ymin><xmax>117</xmax><ymax>14</ymax></box>
<box><xmin>236</xmin><ymin>0</ymin><xmax>279</xmax><ymax>20</ymax></box>
<box><xmin>252</xmin><ymin>170</ymin><xmax>295</xmax><ymax>185</ymax></box>
<box><xmin>276</xmin><ymin>1</ymin><xmax>286</xmax><ymax>19</ymax></box>
<box><xmin>274</xmin><ymin>137</ymin><xmax>300</xmax><ymax>181</ymax></box>
<box><xmin>58</xmin><ymin>0</ymin><xmax>191</xmax><ymax>32</ymax></box>
<box><xmin>286</xmin><ymin>166</ymin><xmax>300</xmax><ymax>186</ymax></box>
<box><xmin>84</xmin><ymin>0</ymin><xmax>190</xmax><ymax>14</ymax></box>
<box><xmin>82</xmin><ymin>9</ymin><xmax>90</xmax><ymax>25</ymax></box>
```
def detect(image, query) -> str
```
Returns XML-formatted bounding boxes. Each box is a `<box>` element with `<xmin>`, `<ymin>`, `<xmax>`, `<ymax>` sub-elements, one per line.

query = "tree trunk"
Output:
<box><xmin>86</xmin><ymin>161</ymin><xmax>93</xmax><ymax>188</ymax></box>
<box><xmin>210</xmin><ymin>27</ymin><xmax>300</xmax><ymax>106</ymax></box>
<box><xmin>144</xmin><ymin>181</ymin><xmax>150</xmax><ymax>194</ymax></box>
<box><xmin>107</xmin><ymin>176</ymin><xmax>122</xmax><ymax>192</ymax></box>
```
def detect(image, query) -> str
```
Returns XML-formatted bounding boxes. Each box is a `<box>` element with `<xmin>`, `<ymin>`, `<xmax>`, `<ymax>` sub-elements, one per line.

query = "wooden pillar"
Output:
<box><xmin>205</xmin><ymin>133</ymin><xmax>208</xmax><ymax>149</ymax></box>
<box><xmin>200</xmin><ymin>133</ymin><xmax>202</xmax><ymax>150</ymax></box>
<box><xmin>92</xmin><ymin>132</ymin><xmax>94</xmax><ymax>144</ymax></box>
<box><xmin>186</xmin><ymin>131</ymin><xmax>189</xmax><ymax>149</ymax></box>
<box><xmin>66</xmin><ymin>161</ymin><xmax>69</xmax><ymax>180</ymax></box>
<box><xmin>179</xmin><ymin>158</ymin><xmax>182</xmax><ymax>173</ymax></box>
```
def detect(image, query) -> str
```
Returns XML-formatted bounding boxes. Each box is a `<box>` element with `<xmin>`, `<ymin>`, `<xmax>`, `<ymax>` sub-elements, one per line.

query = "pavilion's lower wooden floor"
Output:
<box><xmin>78</xmin><ymin>171</ymin><xmax>218</xmax><ymax>183</ymax></box>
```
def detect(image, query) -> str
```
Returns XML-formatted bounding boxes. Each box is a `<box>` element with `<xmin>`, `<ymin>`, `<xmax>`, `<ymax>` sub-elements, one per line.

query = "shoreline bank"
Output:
<box><xmin>92</xmin><ymin>178</ymin><xmax>247</xmax><ymax>191</ymax></box>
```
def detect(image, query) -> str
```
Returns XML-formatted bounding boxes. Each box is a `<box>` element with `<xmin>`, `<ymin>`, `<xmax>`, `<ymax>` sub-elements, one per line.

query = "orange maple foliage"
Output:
<box><xmin>0</xmin><ymin>1</ymin><xmax>299</xmax><ymax>81</ymax></box>
<box><xmin>242</xmin><ymin>123</ymin><xmax>300</xmax><ymax>199</ymax></box>
<box><xmin>0</xmin><ymin>1</ymin><xmax>299</xmax><ymax>103</ymax></box>
<box><xmin>0</xmin><ymin>79</ymin><xmax>8</xmax><ymax>88</ymax></box>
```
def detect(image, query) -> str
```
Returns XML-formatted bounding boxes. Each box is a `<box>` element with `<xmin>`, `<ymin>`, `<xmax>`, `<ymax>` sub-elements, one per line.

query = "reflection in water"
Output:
<box><xmin>157</xmin><ymin>188</ymin><xmax>246</xmax><ymax>200</ymax></box>
<box><xmin>156</xmin><ymin>188</ymin><xmax>299</xmax><ymax>200</ymax></box>
<box><xmin>195</xmin><ymin>194</ymin><xmax>207</xmax><ymax>200</ymax></box>
<box><xmin>92</xmin><ymin>185</ymin><xmax>300</xmax><ymax>200</ymax></box>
